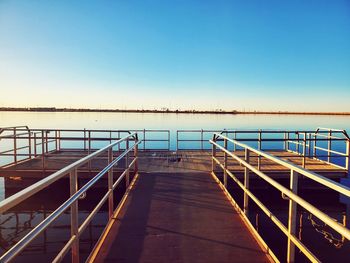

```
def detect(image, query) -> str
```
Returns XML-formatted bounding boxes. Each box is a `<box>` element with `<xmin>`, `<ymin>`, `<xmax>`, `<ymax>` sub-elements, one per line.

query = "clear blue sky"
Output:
<box><xmin>0</xmin><ymin>0</ymin><xmax>349</xmax><ymax>111</ymax></box>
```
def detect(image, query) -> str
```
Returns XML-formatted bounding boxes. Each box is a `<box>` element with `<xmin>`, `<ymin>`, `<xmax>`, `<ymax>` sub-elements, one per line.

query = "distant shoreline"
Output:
<box><xmin>0</xmin><ymin>107</ymin><xmax>350</xmax><ymax>116</ymax></box>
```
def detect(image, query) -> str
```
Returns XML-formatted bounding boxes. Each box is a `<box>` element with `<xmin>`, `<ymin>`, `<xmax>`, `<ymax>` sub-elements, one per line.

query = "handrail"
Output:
<box><xmin>176</xmin><ymin>128</ymin><xmax>349</xmax><ymax>151</ymax></box>
<box><xmin>213</xmin><ymin>133</ymin><xmax>350</xmax><ymax>197</ymax></box>
<box><xmin>0</xmin><ymin>132</ymin><xmax>140</xmax><ymax>262</ymax></box>
<box><xmin>0</xmin><ymin>132</ymin><xmax>137</xmax><ymax>213</ymax></box>
<box><xmin>315</xmin><ymin>127</ymin><xmax>350</xmax><ymax>140</ymax></box>
<box><xmin>0</xmin><ymin>128</ymin><xmax>170</xmax><ymax>168</ymax></box>
<box><xmin>210</xmin><ymin>133</ymin><xmax>350</xmax><ymax>262</ymax></box>
<box><xmin>0</xmin><ymin>126</ymin><xmax>30</xmax><ymax>135</ymax></box>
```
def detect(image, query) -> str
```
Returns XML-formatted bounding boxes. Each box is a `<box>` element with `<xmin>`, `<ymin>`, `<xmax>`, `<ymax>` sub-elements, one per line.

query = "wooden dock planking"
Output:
<box><xmin>90</xmin><ymin>172</ymin><xmax>271</xmax><ymax>263</ymax></box>
<box><xmin>0</xmin><ymin>150</ymin><xmax>346</xmax><ymax>179</ymax></box>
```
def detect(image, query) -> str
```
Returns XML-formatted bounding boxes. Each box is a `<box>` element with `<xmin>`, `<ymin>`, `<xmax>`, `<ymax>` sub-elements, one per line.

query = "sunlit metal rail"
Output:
<box><xmin>0</xmin><ymin>133</ymin><xmax>140</xmax><ymax>263</ymax></box>
<box><xmin>0</xmin><ymin>127</ymin><xmax>169</xmax><ymax>168</ymax></box>
<box><xmin>210</xmin><ymin>132</ymin><xmax>350</xmax><ymax>263</ymax></box>
<box><xmin>1</xmin><ymin>127</ymin><xmax>349</xmax><ymax>172</ymax></box>
<box><xmin>0</xmin><ymin>127</ymin><xmax>350</xmax><ymax>262</ymax></box>
<box><xmin>177</xmin><ymin>128</ymin><xmax>349</xmax><ymax>172</ymax></box>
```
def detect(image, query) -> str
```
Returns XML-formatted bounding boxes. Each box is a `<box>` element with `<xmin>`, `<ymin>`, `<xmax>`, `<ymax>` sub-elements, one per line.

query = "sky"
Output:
<box><xmin>0</xmin><ymin>0</ymin><xmax>349</xmax><ymax>111</ymax></box>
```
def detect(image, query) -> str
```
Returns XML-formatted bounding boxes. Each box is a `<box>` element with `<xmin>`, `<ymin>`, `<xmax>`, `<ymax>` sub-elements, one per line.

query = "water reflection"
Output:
<box><xmin>0</xmin><ymin>175</ymin><xmax>124</xmax><ymax>262</ymax></box>
<box><xmin>0</xmin><ymin>209</ymin><xmax>107</xmax><ymax>262</ymax></box>
<box><xmin>1</xmin><ymin>112</ymin><xmax>350</xmax><ymax>131</ymax></box>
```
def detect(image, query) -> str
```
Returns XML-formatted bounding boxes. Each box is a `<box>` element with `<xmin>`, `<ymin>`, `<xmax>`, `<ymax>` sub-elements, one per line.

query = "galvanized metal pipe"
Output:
<box><xmin>244</xmin><ymin>148</ymin><xmax>250</xmax><ymax>216</ymax></box>
<box><xmin>287</xmin><ymin>170</ymin><xmax>299</xmax><ymax>263</ymax></box>
<box><xmin>69</xmin><ymin>169</ymin><xmax>79</xmax><ymax>263</ymax></box>
<box><xmin>224</xmin><ymin>138</ymin><xmax>228</xmax><ymax>188</ymax></box>
<box><xmin>0</xmin><ymin>133</ymin><xmax>138</xmax><ymax>213</ymax></box>
<box><xmin>210</xmin><ymin>138</ymin><xmax>350</xmax><ymax>239</ymax></box>
<box><xmin>108</xmin><ymin>148</ymin><xmax>114</xmax><ymax>218</ymax></box>
<box><xmin>0</xmin><ymin>140</ymin><xmax>140</xmax><ymax>262</ymax></box>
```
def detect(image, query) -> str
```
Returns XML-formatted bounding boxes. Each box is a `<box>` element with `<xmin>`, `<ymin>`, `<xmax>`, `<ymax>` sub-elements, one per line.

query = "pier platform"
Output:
<box><xmin>1</xmin><ymin>127</ymin><xmax>349</xmax><ymax>263</ymax></box>
<box><xmin>0</xmin><ymin>150</ymin><xmax>347</xmax><ymax>182</ymax></box>
<box><xmin>89</xmin><ymin>172</ymin><xmax>271</xmax><ymax>263</ymax></box>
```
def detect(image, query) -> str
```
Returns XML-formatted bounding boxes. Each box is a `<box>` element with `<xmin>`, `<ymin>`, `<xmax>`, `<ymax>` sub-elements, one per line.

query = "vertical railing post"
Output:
<box><xmin>70</xmin><ymin>169</ymin><xmax>79</xmax><ymax>263</ymax></box>
<box><xmin>224</xmin><ymin>138</ymin><xmax>228</xmax><ymax>188</ymax></box>
<box><xmin>212</xmin><ymin>138</ymin><xmax>216</xmax><ymax>174</ymax></box>
<box><xmin>168</xmin><ymin>131</ymin><xmax>170</xmax><ymax>150</ymax></box>
<box><xmin>125</xmin><ymin>138</ymin><xmax>130</xmax><ymax>187</ymax></box>
<box><xmin>244</xmin><ymin>148</ymin><xmax>250</xmax><ymax>216</ymax></box>
<box><xmin>41</xmin><ymin>130</ymin><xmax>45</xmax><ymax>170</ymax></box>
<box><xmin>134</xmin><ymin>141</ymin><xmax>139</xmax><ymax>174</ymax></box>
<box><xmin>83</xmin><ymin>129</ymin><xmax>86</xmax><ymax>150</ymax></box>
<box><xmin>284</xmin><ymin>132</ymin><xmax>287</xmax><ymax>150</ymax></box>
<box><xmin>55</xmin><ymin>130</ymin><xmax>58</xmax><ymax>152</ymax></box>
<box><xmin>258</xmin><ymin>130</ymin><xmax>262</xmax><ymax>170</ymax></box>
<box><xmin>58</xmin><ymin>130</ymin><xmax>61</xmax><ymax>151</ymax></box>
<box><xmin>109</xmin><ymin>131</ymin><xmax>112</xmax><ymax>145</ymax></box>
<box><xmin>28</xmin><ymin>131</ymin><xmax>32</xmax><ymax>160</ymax></box>
<box><xmin>346</xmin><ymin>140</ymin><xmax>350</xmax><ymax>173</ymax></box>
<box><xmin>302</xmin><ymin>132</ymin><xmax>306</xmax><ymax>168</ymax></box>
<box><xmin>176</xmin><ymin>131</ymin><xmax>179</xmax><ymax>151</ymax></box>
<box><xmin>34</xmin><ymin>133</ymin><xmax>37</xmax><ymax>157</ymax></box>
<box><xmin>118</xmin><ymin>131</ymin><xmax>121</xmax><ymax>151</ymax></box>
<box><xmin>313</xmin><ymin>134</ymin><xmax>317</xmax><ymax>159</ymax></box>
<box><xmin>45</xmin><ymin>131</ymin><xmax>49</xmax><ymax>153</ymax></box>
<box><xmin>201</xmin><ymin>129</ymin><xmax>204</xmax><ymax>150</ymax></box>
<box><xmin>233</xmin><ymin>131</ymin><xmax>236</xmax><ymax>151</ymax></box>
<box><xmin>286</xmin><ymin>132</ymin><xmax>290</xmax><ymax>152</ymax></box>
<box><xmin>327</xmin><ymin>130</ymin><xmax>332</xmax><ymax>163</ymax></box>
<box><xmin>13</xmin><ymin>127</ymin><xmax>17</xmax><ymax>164</ymax></box>
<box><xmin>143</xmin><ymin>129</ymin><xmax>146</xmax><ymax>150</ymax></box>
<box><xmin>296</xmin><ymin>132</ymin><xmax>300</xmax><ymax>154</ymax></box>
<box><xmin>108</xmin><ymin>148</ymin><xmax>114</xmax><ymax>218</ymax></box>
<box><xmin>88</xmin><ymin>131</ymin><xmax>91</xmax><ymax>170</ymax></box>
<box><xmin>258</xmin><ymin>130</ymin><xmax>262</xmax><ymax>150</ymax></box>
<box><xmin>287</xmin><ymin>170</ymin><xmax>299</xmax><ymax>263</ymax></box>
<box><xmin>88</xmin><ymin>131</ymin><xmax>91</xmax><ymax>155</ymax></box>
<box><xmin>308</xmin><ymin>133</ymin><xmax>311</xmax><ymax>157</ymax></box>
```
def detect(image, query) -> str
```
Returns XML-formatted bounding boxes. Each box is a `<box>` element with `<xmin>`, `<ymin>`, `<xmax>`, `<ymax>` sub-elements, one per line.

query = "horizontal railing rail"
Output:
<box><xmin>308</xmin><ymin>128</ymin><xmax>350</xmax><ymax>170</ymax></box>
<box><xmin>0</xmin><ymin>128</ymin><xmax>170</xmax><ymax>168</ymax></box>
<box><xmin>2</xmin><ymin>127</ymin><xmax>348</xmax><ymax>172</ymax></box>
<box><xmin>210</xmin><ymin>132</ymin><xmax>350</xmax><ymax>262</ymax></box>
<box><xmin>0</xmin><ymin>132</ymin><xmax>140</xmax><ymax>262</ymax></box>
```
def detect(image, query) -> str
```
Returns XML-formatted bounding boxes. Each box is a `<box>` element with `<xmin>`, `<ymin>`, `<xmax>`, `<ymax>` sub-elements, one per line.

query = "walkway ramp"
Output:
<box><xmin>90</xmin><ymin>172</ymin><xmax>270</xmax><ymax>263</ymax></box>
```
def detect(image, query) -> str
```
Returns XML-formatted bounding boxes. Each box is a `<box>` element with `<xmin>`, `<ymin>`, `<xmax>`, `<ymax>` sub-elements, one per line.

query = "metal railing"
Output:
<box><xmin>0</xmin><ymin>127</ymin><xmax>169</xmax><ymax>168</ymax></box>
<box><xmin>285</xmin><ymin>128</ymin><xmax>350</xmax><ymax>170</ymax></box>
<box><xmin>176</xmin><ymin>129</ymin><xmax>222</xmax><ymax>150</ymax></box>
<box><xmin>0</xmin><ymin>132</ymin><xmax>140</xmax><ymax>262</ymax></box>
<box><xmin>1</xmin><ymin>127</ymin><xmax>349</xmax><ymax>173</ymax></box>
<box><xmin>210</xmin><ymin>133</ymin><xmax>350</xmax><ymax>263</ymax></box>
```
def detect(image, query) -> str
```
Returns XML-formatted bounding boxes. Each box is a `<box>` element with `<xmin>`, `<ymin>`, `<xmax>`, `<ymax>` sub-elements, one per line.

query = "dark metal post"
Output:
<box><xmin>287</xmin><ymin>170</ymin><xmax>298</xmax><ymax>263</ymax></box>
<box><xmin>126</xmin><ymin>138</ymin><xmax>130</xmax><ymax>187</ymax></box>
<box><xmin>70</xmin><ymin>169</ymin><xmax>79</xmax><ymax>263</ymax></box>
<box><xmin>108</xmin><ymin>148</ymin><xmax>114</xmax><ymax>218</ymax></box>
<box><xmin>224</xmin><ymin>138</ymin><xmax>228</xmax><ymax>188</ymax></box>
<box><xmin>13</xmin><ymin>127</ymin><xmax>17</xmax><ymax>164</ymax></box>
<box><xmin>244</xmin><ymin>148</ymin><xmax>250</xmax><ymax>216</ymax></box>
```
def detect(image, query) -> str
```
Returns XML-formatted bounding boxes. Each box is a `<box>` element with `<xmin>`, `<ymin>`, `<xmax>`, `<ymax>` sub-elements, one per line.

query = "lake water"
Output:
<box><xmin>1</xmin><ymin>111</ymin><xmax>350</xmax><ymax>131</ymax></box>
<box><xmin>1</xmin><ymin>112</ymin><xmax>350</xmax><ymax>262</ymax></box>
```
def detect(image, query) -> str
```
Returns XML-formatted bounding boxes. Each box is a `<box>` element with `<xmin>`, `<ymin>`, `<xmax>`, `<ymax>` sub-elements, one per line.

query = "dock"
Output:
<box><xmin>0</xmin><ymin>127</ymin><xmax>350</xmax><ymax>262</ymax></box>
<box><xmin>90</xmin><ymin>172</ymin><xmax>270</xmax><ymax>263</ymax></box>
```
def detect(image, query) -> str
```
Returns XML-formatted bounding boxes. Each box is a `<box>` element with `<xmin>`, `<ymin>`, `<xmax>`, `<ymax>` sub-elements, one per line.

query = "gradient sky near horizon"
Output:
<box><xmin>0</xmin><ymin>0</ymin><xmax>350</xmax><ymax>111</ymax></box>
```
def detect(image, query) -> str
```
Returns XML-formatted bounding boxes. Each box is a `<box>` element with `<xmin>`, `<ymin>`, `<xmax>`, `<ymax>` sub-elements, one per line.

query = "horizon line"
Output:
<box><xmin>1</xmin><ymin>107</ymin><xmax>350</xmax><ymax>116</ymax></box>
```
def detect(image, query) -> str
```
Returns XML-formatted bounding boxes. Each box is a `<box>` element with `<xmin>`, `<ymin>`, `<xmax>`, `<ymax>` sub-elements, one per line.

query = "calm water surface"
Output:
<box><xmin>1</xmin><ymin>111</ymin><xmax>350</xmax><ymax>131</ymax></box>
<box><xmin>0</xmin><ymin>112</ymin><xmax>350</xmax><ymax>262</ymax></box>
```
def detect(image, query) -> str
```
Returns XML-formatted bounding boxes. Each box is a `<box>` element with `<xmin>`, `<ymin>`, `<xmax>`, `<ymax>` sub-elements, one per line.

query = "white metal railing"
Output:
<box><xmin>210</xmin><ymin>132</ymin><xmax>350</xmax><ymax>263</ymax></box>
<box><xmin>285</xmin><ymin>128</ymin><xmax>350</xmax><ymax>170</ymax></box>
<box><xmin>0</xmin><ymin>127</ymin><xmax>169</xmax><ymax>168</ymax></box>
<box><xmin>0</xmin><ymin>132</ymin><xmax>140</xmax><ymax>262</ymax></box>
<box><xmin>2</xmin><ymin>127</ymin><xmax>348</xmax><ymax>171</ymax></box>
